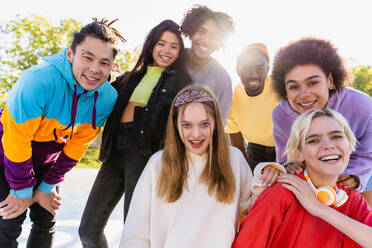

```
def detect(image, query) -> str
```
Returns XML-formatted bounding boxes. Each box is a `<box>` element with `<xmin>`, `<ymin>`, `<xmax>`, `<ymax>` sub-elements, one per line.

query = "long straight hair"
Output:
<box><xmin>119</xmin><ymin>19</ymin><xmax>186</xmax><ymax>88</ymax></box>
<box><xmin>157</xmin><ymin>86</ymin><xmax>235</xmax><ymax>203</ymax></box>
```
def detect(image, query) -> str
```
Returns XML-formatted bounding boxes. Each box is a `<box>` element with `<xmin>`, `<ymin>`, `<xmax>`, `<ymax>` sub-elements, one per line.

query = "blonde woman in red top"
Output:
<box><xmin>233</xmin><ymin>109</ymin><xmax>372</xmax><ymax>248</ymax></box>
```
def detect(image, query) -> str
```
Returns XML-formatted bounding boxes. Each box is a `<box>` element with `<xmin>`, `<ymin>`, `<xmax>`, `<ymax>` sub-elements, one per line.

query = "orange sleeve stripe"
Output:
<box><xmin>63</xmin><ymin>123</ymin><xmax>100</xmax><ymax>161</ymax></box>
<box><xmin>1</xmin><ymin>107</ymin><xmax>42</xmax><ymax>163</ymax></box>
<box><xmin>2</xmin><ymin>107</ymin><xmax>100</xmax><ymax>162</ymax></box>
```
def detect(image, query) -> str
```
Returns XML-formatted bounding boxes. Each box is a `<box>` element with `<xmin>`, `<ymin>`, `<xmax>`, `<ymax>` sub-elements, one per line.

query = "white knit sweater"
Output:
<box><xmin>120</xmin><ymin>146</ymin><xmax>284</xmax><ymax>248</ymax></box>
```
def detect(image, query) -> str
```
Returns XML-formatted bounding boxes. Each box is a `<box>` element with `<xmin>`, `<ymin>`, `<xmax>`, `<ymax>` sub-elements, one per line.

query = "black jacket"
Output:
<box><xmin>99</xmin><ymin>67</ymin><xmax>191</xmax><ymax>163</ymax></box>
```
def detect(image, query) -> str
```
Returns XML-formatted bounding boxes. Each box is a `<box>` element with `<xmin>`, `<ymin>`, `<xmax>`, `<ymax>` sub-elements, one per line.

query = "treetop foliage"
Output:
<box><xmin>0</xmin><ymin>15</ymin><xmax>139</xmax><ymax>107</ymax></box>
<box><xmin>351</xmin><ymin>65</ymin><xmax>372</xmax><ymax>97</ymax></box>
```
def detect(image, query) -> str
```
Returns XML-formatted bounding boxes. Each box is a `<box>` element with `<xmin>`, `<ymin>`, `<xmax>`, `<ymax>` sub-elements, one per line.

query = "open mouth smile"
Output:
<box><xmin>84</xmin><ymin>74</ymin><xmax>99</xmax><ymax>83</ymax></box>
<box><xmin>319</xmin><ymin>155</ymin><xmax>341</xmax><ymax>162</ymax></box>
<box><xmin>159</xmin><ymin>55</ymin><xmax>171</xmax><ymax>61</ymax></box>
<box><xmin>298</xmin><ymin>100</ymin><xmax>317</xmax><ymax>109</ymax></box>
<box><xmin>196</xmin><ymin>42</ymin><xmax>209</xmax><ymax>51</ymax></box>
<box><xmin>189</xmin><ymin>139</ymin><xmax>204</xmax><ymax>148</ymax></box>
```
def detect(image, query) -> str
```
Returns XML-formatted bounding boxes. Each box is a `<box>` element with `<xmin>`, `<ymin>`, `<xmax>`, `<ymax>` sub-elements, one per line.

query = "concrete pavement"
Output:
<box><xmin>19</xmin><ymin>168</ymin><xmax>124</xmax><ymax>248</ymax></box>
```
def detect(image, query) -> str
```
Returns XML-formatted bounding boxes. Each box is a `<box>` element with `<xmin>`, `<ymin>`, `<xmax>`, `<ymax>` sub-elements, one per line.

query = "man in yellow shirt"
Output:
<box><xmin>226</xmin><ymin>43</ymin><xmax>279</xmax><ymax>170</ymax></box>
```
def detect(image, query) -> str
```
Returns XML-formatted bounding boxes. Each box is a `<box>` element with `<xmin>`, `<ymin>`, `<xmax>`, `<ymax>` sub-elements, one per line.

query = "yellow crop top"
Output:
<box><xmin>129</xmin><ymin>66</ymin><xmax>165</xmax><ymax>106</ymax></box>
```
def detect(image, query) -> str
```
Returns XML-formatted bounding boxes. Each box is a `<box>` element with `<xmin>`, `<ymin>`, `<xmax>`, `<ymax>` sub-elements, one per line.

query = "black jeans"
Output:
<box><xmin>246</xmin><ymin>142</ymin><xmax>276</xmax><ymax>171</ymax></box>
<box><xmin>79</xmin><ymin>122</ymin><xmax>150</xmax><ymax>248</ymax></box>
<box><xmin>0</xmin><ymin>165</ymin><xmax>56</xmax><ymax>248</ymax></box>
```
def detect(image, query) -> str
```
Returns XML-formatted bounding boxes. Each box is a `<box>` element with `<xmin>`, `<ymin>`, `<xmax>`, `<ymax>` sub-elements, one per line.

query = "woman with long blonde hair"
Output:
<box><xmin>119</xmin><ymin>85</ymin><xmax>283</xmax><ymax>248</ymax></box>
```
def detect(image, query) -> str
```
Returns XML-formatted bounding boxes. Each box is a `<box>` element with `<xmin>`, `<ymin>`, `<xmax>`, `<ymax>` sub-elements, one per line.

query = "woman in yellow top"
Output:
<box><xmin>79</xmin><ymin>19</ymin><xmax>191</xmax><ymax>247</ymax></box>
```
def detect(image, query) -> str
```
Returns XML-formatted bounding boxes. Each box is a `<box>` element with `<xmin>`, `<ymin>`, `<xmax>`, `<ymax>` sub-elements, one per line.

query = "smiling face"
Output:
<box><xmin>238</xmin><ymin>51</ymin><xmax>269</xmax><ymax>96</ymax></box>
<box><xmin>152</xmin><ymin>31</ymin><xmax>180</xmax><ymax>68</ymax></box>
<box><xmin>296</xmin><ymin>116</ymin><xmax>352</xmax><ymax>186</ymax></box>
<box><xmin>177</xmin><ymin>102</ymin><xmax>215</xmax><ymax>156</ymax></box>
<box><xmin>188</xmin><ymin>19</ymin><xmax>222</xmax><ymax>66</ymax></box>
<box><xmin>285</xmin><ymin>64</ymin><xmax>334</xmax><ymax>113</ymax></box>
<box><xmin>67</xmin><ymin>36</ymin><xmax>115</xmax><ymax>91</ymax></box>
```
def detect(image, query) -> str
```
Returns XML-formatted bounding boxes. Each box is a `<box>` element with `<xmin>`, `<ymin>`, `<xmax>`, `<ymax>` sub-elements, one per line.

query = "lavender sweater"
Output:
<box><xmin>273</xmin><ymin>87</ymin><xmax>372</xmax><ymax>191</ymax></box>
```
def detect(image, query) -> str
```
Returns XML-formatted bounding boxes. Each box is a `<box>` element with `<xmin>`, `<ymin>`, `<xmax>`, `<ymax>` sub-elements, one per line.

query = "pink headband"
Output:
<box><xmin>173</xmin><ymin>89</ymin><xmax>215</xmax><ymax>114</ymax></box>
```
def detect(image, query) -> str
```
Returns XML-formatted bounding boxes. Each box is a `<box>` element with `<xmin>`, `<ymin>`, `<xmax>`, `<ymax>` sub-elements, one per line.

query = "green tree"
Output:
<box><xmin>352</xmin><ymin>65</ymin><xmax>372</xmax><ymax>97</ymax></box>
<box><xmin>0</xmin><ymin>15</ymin><xmax>139</xmax><ymax>107</ymax></box>
<box><xmin>0</xmin><ymin>16</ymin><xmax>82</xmax><ymax>94</ymax></box>
<box><xmin>112</xmin><ymin>45</ymin><xmax>141</xmax><ymax>81</ymax></box>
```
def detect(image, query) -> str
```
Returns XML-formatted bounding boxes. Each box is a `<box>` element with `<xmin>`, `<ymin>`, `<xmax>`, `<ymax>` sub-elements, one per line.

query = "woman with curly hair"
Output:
<box><xmin>180</xmin><ymin>5</ymin><xmax>235</xmax><ymax>124</ymax></box>
<box><xmin>271</xmin><ymin>38</ymin><xmax>372</xmax><ymax>205</ymax></box>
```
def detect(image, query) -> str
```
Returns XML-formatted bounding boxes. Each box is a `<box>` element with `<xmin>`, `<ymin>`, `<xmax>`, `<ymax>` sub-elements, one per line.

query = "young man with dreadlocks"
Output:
<box><xmin>181</xmin><ymin>5</ymin><xmax>235</xmax><ymax>124</ymax></box>
<box><xmin>0</xmin><ymin>18</ymin><xmax>125</xmax><ymax>247</ymax></box>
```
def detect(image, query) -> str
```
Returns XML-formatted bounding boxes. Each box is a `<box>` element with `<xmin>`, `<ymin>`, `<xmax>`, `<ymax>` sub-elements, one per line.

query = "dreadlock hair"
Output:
<box><xmin>71</xmin><ymin>17</ymin><xmax>126</xmax><ymax>58</ymax></box>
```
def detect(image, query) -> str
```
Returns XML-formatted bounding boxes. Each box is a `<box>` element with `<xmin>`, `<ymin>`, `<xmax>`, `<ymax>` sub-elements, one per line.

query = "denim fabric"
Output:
<box><xmin>79</xmin><ymin>122</ymin><xmax>150</xmax><ymax>248</ymax></box>
<box><xmin>99</xmin><ymin>69</ymin><xmax>191</xmax><ymax>163</ymax></box>
<box><xmin>246</xmin><ymin>142</ymin><xmax>276</xmax><ymax>171</ymax></box>
<box><xmin>0</xmin><ymin>165</ymin><xmax>56</xmax><ymax>248</ymax></box>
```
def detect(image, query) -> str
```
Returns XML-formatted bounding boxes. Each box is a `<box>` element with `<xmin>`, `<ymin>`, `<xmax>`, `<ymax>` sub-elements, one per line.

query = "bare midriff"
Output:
<box><xmin>120</xmin><ymin>102</ymin><xmax>145</xmax><ymax>123</ymax></box>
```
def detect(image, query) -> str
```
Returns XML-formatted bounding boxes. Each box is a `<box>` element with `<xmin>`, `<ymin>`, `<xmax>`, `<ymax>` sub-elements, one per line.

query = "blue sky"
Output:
<box><xmin>1</xmin><ymin>0</ymin><xmax>371</xmax><ymax>85</ymax></box>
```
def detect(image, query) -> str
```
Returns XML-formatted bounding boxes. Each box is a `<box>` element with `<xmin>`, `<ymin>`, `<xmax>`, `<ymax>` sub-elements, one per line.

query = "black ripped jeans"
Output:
<box><xmin>79</xmin><ymin>122</ymin><xmax>151</xmax><ymax>248</ymax></box>
<box><xmin>0</xmin><ymin>165</ymin><xmax>57</xmax><ymax>248</ymax></box>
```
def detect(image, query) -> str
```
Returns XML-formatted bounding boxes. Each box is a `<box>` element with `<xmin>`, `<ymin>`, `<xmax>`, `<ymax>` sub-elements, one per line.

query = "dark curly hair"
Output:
<box><xmin>271</xmin><ymin>38</ymin><xmax>347</xmax><ymax>100</ymax></box>
<box><xmin>71</xmin><ymin>18</ymin><xmax>126</xmax><ymax>58</ymax></box>
<box><xmin>181</xmin><ymin>5</ymin><xmax>234</xmax><ymax>44</ymax></box>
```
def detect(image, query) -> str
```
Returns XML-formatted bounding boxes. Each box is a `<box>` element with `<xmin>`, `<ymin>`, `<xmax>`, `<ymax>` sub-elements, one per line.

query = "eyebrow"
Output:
<box><xmin>197</xmin><ymin>26</ymin><xmax>207</xmax><ymax>32</ymax></box>
<box><xmin>158</xmin><ymin>38</ymin><xmax>179</xmax><ymax>46</ymax></box>
<box><xmin>286</xmin><ymin>75</ymin><xmax>321</xmax><ymax>85</ymax></box>
<box><xmin>181</xmin><ymin>119</ymin><xmax>210</xmax><ymax>123</ymax></box>
<box><xmin>81</xmin><ymin>49</ymin><xmax>94</xmax><ymax>56</ymax></box>
<box><xmin>305</xmin><ymin>130</ymin><xmax>344</xmax><ymax>141</ymax></box>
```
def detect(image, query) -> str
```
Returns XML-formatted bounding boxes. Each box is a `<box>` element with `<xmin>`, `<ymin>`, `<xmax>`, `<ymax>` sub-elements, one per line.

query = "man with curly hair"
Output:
<box><xmin>181</xmin><ymin>5</ymin><xmax>234</xmax><ymax>124</ymax></box>
<box><xmin>0</xmin><ymin>18</ymin><xmax>125</xmax><ymax>247</ymax></box>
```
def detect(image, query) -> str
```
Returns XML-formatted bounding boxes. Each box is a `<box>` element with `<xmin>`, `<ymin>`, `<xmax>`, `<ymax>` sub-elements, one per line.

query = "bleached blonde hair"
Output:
<box><xmin>285</xmin><ymin>109</ymin><xmax>357</xmax><ymax>162</ymax></box>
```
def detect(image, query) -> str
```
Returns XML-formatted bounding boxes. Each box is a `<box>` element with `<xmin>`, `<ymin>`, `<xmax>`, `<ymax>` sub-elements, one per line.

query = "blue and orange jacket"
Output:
<box><xmin>0</xmin><ymin>49</ymin><xmax>117</xmax><ymax>198</ymax></box>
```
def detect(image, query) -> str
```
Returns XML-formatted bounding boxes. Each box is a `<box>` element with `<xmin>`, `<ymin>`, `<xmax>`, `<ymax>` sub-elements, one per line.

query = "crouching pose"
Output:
<box><xmin>119</xmin><ymin>85</ymin><xmax>284</xmax><ymax>248</ymax></box>
<box><xmin>0</xmin><ymin>18</ymin><xmax>124</xmax><ymax>248</ymax></box>
<box><xmin>233</xmin><ymin>109</ymin><xmax>372</xmax><ymax>248</ymax></box>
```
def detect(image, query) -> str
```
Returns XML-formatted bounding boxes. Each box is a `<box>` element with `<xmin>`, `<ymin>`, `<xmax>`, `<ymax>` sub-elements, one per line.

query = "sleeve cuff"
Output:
<box><xmin>251</xmin><ymin>162</ymin><xmax>287</xmax><ymax>195</ymax></box>
<box><xmin>351</xmin><ymin>175</ymin><xmax>362</xmax><ymax>192</ymax></box>
<box><xmin>10</xmin><ymin>187</ymin><xmax>33</xmax><ymax>198</ymax></box>
<box><xmin>253</xmin><ymin>162</ymin><xmax>286</xmax><ymax>181</ymax></box>
<box><xmin>38</xmin><ymin>181</ymin><xmax>57</xmax><ymax>194</ymax></box>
